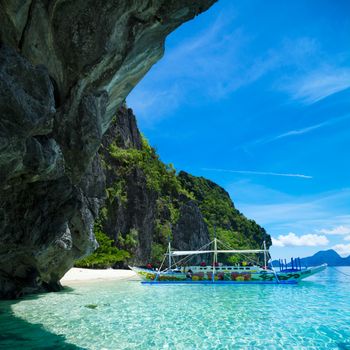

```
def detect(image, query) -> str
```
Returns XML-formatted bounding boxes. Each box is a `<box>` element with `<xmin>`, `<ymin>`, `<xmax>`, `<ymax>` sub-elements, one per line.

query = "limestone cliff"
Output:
<box><xmin>93</xmin><ymin>106</ymin><xmax>210</xmax><ymax>266</ymax></box>
<box><xmin>76</xmin><ymin>106</ymin><xmax>270</xmax><ymax>268</ymax></box>
<box><xmin>0</xmin><ymin>0</ymin><xmax>216</xmax><ymax>298</ymax></box>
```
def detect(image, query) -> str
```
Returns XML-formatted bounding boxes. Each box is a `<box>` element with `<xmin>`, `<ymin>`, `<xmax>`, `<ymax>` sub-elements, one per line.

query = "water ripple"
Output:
<box><xmin>0</xmin><ymin>267</ymin><xmax>349</xmax><ymax>349</ymax></box>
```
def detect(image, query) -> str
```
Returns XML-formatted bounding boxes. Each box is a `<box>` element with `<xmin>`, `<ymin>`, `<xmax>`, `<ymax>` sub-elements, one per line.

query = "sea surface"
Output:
<box><xmin>1</xmin><ymin>267</ymin><xmax>350</xmax><ymax>350</ymax></box>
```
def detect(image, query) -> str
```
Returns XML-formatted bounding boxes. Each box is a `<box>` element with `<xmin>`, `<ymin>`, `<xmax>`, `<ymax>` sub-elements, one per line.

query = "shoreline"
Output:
<box><xmin>60</xmin><ymin>267</ymin><xmax>138</xmax><ymax>284</ymax></box>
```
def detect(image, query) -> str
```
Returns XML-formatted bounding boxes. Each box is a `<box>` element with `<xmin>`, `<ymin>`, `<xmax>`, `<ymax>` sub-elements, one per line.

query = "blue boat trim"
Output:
<box><xmin>141</xmin><ymin>280</ymin><xmax>298</xmax><ymax>285</ymax></box>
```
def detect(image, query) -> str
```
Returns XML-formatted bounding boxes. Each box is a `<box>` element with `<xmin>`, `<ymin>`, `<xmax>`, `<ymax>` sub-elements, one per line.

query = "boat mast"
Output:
<box><xmin>212</xmin><ymin>226</ymin><xmax>217</xmax><ymax>282</ymax></box>
<box><xmin>168</xmin><ymin>241</ymin><xmax>172</xmax><ymax>270</ymax></box>
<box><xmin>168</xmin><ymin>227</ymin><xmax>172</xmax><ymax>270</ymax></box>
<box><xmin>263</xmin><ymin>240</ymin><xmax>267</xmax><ymax>269</ymax></box>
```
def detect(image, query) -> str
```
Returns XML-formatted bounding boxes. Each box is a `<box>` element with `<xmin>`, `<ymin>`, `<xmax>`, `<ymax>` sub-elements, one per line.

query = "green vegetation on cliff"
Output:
<box><xmin>74</xmin><ymin>108</ymin><xmax>270</xmax><ymax>268</ymax></box>
<box><xmin>108</xmin><ymin>136</ymin><xmax>192</xmax><ymax>199</ymax></box>
<box><xmin>75</xmin><ymin>223</ymin><xmax>130</xmax><ymax>269</ymax></box>
<box><xmin>104</xmin><ymin>136</ymin><xmax>189</xmax><ymax>265</ymax></box>
<box><xmin>178</xmin><ymin>171</ymin><xmax>271</xmax><ymax>264</ymax></box>
<box><xmin>178</xmin><ymin>171</ymin><xmax>270</xmax><ymax>249</ymax></box>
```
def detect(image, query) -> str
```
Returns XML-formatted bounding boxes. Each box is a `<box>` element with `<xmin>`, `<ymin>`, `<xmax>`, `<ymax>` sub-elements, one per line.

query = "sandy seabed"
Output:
<box><xmin>60</xmin><ymin>267</ymin><xmax>138</xmax><ymax>284</ymax></box>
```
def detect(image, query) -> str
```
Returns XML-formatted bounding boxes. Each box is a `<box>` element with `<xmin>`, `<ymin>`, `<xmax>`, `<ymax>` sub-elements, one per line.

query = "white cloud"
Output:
<box><xmin>332</xmin><ymin>244</ymin><xmax>350</xmax><ymax>257</ymax></box>
<box><xmin>274</xmin><ymin>114</ymin><xmax>350</xmax><ymax>140</ymax></box>
<box><xmin>284</xmin><ymin>67</ymin><xmax>350</xmax><ymax>104</ymax></box>
<box><xmin>244</xmin><ymin>113</ymin><xmax>350</xmax><ymax>148</ymax></box>
<box><xmin>275</xmin><ymin>122</ymin><xmax>328</xmax><ymax>139</ymax></box>
<box><xmin>126</xmin><ymin>84</ymin><xmax>184</xmax><ymax>126</ymax></box>
<box><xmin>128</xmin><ymin>8</ymin><xmax>350</xmax><ymax>125</ymax></box>
<box><xmin>128</xmin><ymin>9</ymin><xmax>249</xmax><ymax>122</ymax></box>
<box><xmin>202</xmin><ymin>168</ymin><xmax>312</xmax><ymax>179</ymax></box>
<box><xmin>233</xmin><ymin>186</ymin><xmax>350</xmax><ymax>234</ymax></box>
<box><xmin>344</xmin><ymin>236</ymin><xmax>350</xmax><ymax>241</ymax></box>
<box><xmin>272</xmin><ymin>232</ymin><xmax>329</xmax><ymax>247</ymax></box>
<box><xmin>127</xmin><ymin>8</ymin><xmax>284</xmax><ymax>122</ymax></box>
<box><xmin>319</xmin><ymin>225</ymin><xmax>350</xmax><ymax>235</ymax></box>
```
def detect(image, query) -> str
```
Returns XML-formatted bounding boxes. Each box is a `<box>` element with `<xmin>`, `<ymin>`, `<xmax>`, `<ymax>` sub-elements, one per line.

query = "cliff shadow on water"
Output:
<box><xmin>0</xmin><ymin>288</ymin><xmax>84</xmax><ymax>350</ymax></box>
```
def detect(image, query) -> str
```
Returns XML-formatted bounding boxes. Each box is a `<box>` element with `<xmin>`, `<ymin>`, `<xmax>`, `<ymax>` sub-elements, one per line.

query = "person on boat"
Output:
<box><xmin>186</xmin><ymin>269</ymin><xmax>193</xmax><ymax>279</ymax></box>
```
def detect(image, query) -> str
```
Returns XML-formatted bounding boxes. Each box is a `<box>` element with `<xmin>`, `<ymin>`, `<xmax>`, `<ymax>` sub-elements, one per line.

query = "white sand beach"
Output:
<box><xmin>60</xmin><ymin>267</ymin><xmax>138</xmax><ymax>284</ymax></box>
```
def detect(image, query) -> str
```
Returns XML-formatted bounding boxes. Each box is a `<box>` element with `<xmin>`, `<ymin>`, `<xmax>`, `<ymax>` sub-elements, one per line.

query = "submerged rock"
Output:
<box><xmin>0</xmin><ymin>0</ymin><xmax>216</xmax><ymax>298</ymax></box>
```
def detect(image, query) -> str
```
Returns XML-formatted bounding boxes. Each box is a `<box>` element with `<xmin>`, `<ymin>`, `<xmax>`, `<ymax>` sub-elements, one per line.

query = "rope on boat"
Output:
<box><xmin>163</xmin><ymin>240</ymin><xmax>213</xmax><ymax>272</ymax></box>
<box><xmin>217</xmin><ymin>239</ymin><xmax>255</xmax><ymax>264</ymax></box>
<box><xmin>329</xmin><ymin>266</ymin><xmax>350</xmax><ymax>277</ymax></box>
<box><xmin>218</xmin><ymin>238</ymin><xmax>281</xmax><ymax>283</ymax></box>
<box><xmin>270</xmin><ymin>260</ymin><xmax>280</xmax><ymax>284</ymax></box>
<box><xmin>160</xmin><ymin>238</ymin><xmax>270</xmax><ymax>275</ymax></box>
<box><xmin>155</xmin><ymin>253</ymin><xmax>167</xmax><ymax>281</ymax></box>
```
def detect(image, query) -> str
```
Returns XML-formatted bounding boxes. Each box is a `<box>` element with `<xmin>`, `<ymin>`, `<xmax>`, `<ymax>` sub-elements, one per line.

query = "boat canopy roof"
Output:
<box><xmin>171</xmin><ymin>249</ymin><xmax>266</xmax><ymax>256</ymax></box>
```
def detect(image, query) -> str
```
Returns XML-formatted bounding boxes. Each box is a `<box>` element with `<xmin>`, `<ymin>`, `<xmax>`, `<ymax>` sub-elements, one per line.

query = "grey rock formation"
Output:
<box><xmin>82</xmin><ymin>106</ymin><xmax>269</xmax><ymax>268</ymax></box>
<box><xmin>103</xmin><ymin>105</ymin><xmax>143</xmax><ymax>151</ymax></box>
<box><xmin>99</xmin><ymin>106</ymin><xmax>163</xmax><ymax>264</ymax></box>
<box><xmin>172</xmin><ymin>200</ymin><xmax>211</xmax><ymax>265</ymax></box>
<box><xmin>173</xmin><ymin>201</ymin><xmax>210</xmax><ymax>253</ymax></box>
<box><xmin>99</xmin><ymin>106</ymin><xmax>210</xmax><ymax>265</ymax></box>
<box><xmin>0</xmin><ymin>0</ymin><xmax>216</xmax><ymax>298</ymax></box>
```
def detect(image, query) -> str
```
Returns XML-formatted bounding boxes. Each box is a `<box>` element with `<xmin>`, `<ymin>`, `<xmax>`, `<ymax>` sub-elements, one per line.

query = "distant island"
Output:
<box><xmin>273</xmin><ymin>249</ymin><xmax>350</xmax><ymax>267</ymax></box>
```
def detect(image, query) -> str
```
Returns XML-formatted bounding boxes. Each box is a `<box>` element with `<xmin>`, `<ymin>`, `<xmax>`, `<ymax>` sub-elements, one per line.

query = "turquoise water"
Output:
<box><xmin>1</xmin><ymin>267</ymin><xmax>350</xmax><ymax>349</ymax></box>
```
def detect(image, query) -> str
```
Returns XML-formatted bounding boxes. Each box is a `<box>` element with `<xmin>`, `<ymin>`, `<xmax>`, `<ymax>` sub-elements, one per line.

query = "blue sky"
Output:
<box><xmin>127</xmin><ymin>0</ymin><xmax>350</xmax><ymax>259</ymax></box>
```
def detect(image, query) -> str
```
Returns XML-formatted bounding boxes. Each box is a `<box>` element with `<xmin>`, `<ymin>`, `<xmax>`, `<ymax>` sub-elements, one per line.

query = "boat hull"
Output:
<box><xmin>131</xmin><ymin>264</ymin><xmax>327</xmax><ymax>285</ymax></box>
<box><xmin>142</xmin><ymin>280</ymin><xmax>298</xmax><ymax>285</ymax></box>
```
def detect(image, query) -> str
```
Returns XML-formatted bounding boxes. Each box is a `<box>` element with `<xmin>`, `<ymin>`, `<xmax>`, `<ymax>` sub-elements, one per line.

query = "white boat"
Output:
<box><xmin>130</xmin><ymin>237</ymin><xmax>327</xmax><ymax>284</ymax></box>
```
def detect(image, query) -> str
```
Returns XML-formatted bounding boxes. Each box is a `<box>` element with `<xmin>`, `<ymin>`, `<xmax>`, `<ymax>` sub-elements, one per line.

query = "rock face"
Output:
<box><xmin>98</xmin><ymin>106</ymin><xmax>210</xmax><ymax>266</ymax></box>
<box><xmin>93</xmin><ymin>107</ymin><xmax>269</xmax><ymax>268</ymax></box>
<box><xmin>178</xmin><ymin>171</ymin><xmax>272</xmax><ymax>250</ymax></box>
<box><xmin>172</xmin><ymin>201</ymin><xmax>211</xmax><ymax>265</ymax></box>
<box><xmin>0</xmin><ymin>0</ymin><xmax>216</xmax><ymax>298</ymax></box>
<box><xmin>172</xmin><ymin>201</ymin><xmax>210</xmax><ymax>253</ymax></box>
<box><xmin>100</xmin><ymin>110</ymin><xmax>157</xmax><ymax>263</ymax></box>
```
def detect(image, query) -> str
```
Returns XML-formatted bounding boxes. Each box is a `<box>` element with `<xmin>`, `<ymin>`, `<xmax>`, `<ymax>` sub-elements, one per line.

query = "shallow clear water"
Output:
<box><xmin>1</xmin><ymin>267</ymin><xmax>350</xmax><ymax>350</ymax></box>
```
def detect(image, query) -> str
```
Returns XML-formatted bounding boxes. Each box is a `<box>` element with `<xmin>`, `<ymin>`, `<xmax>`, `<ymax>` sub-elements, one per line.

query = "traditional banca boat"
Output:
<box><xmin>130</xmin><ymin>237</ymin><xmax>327</xmax><ymax>285</ymax></box>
